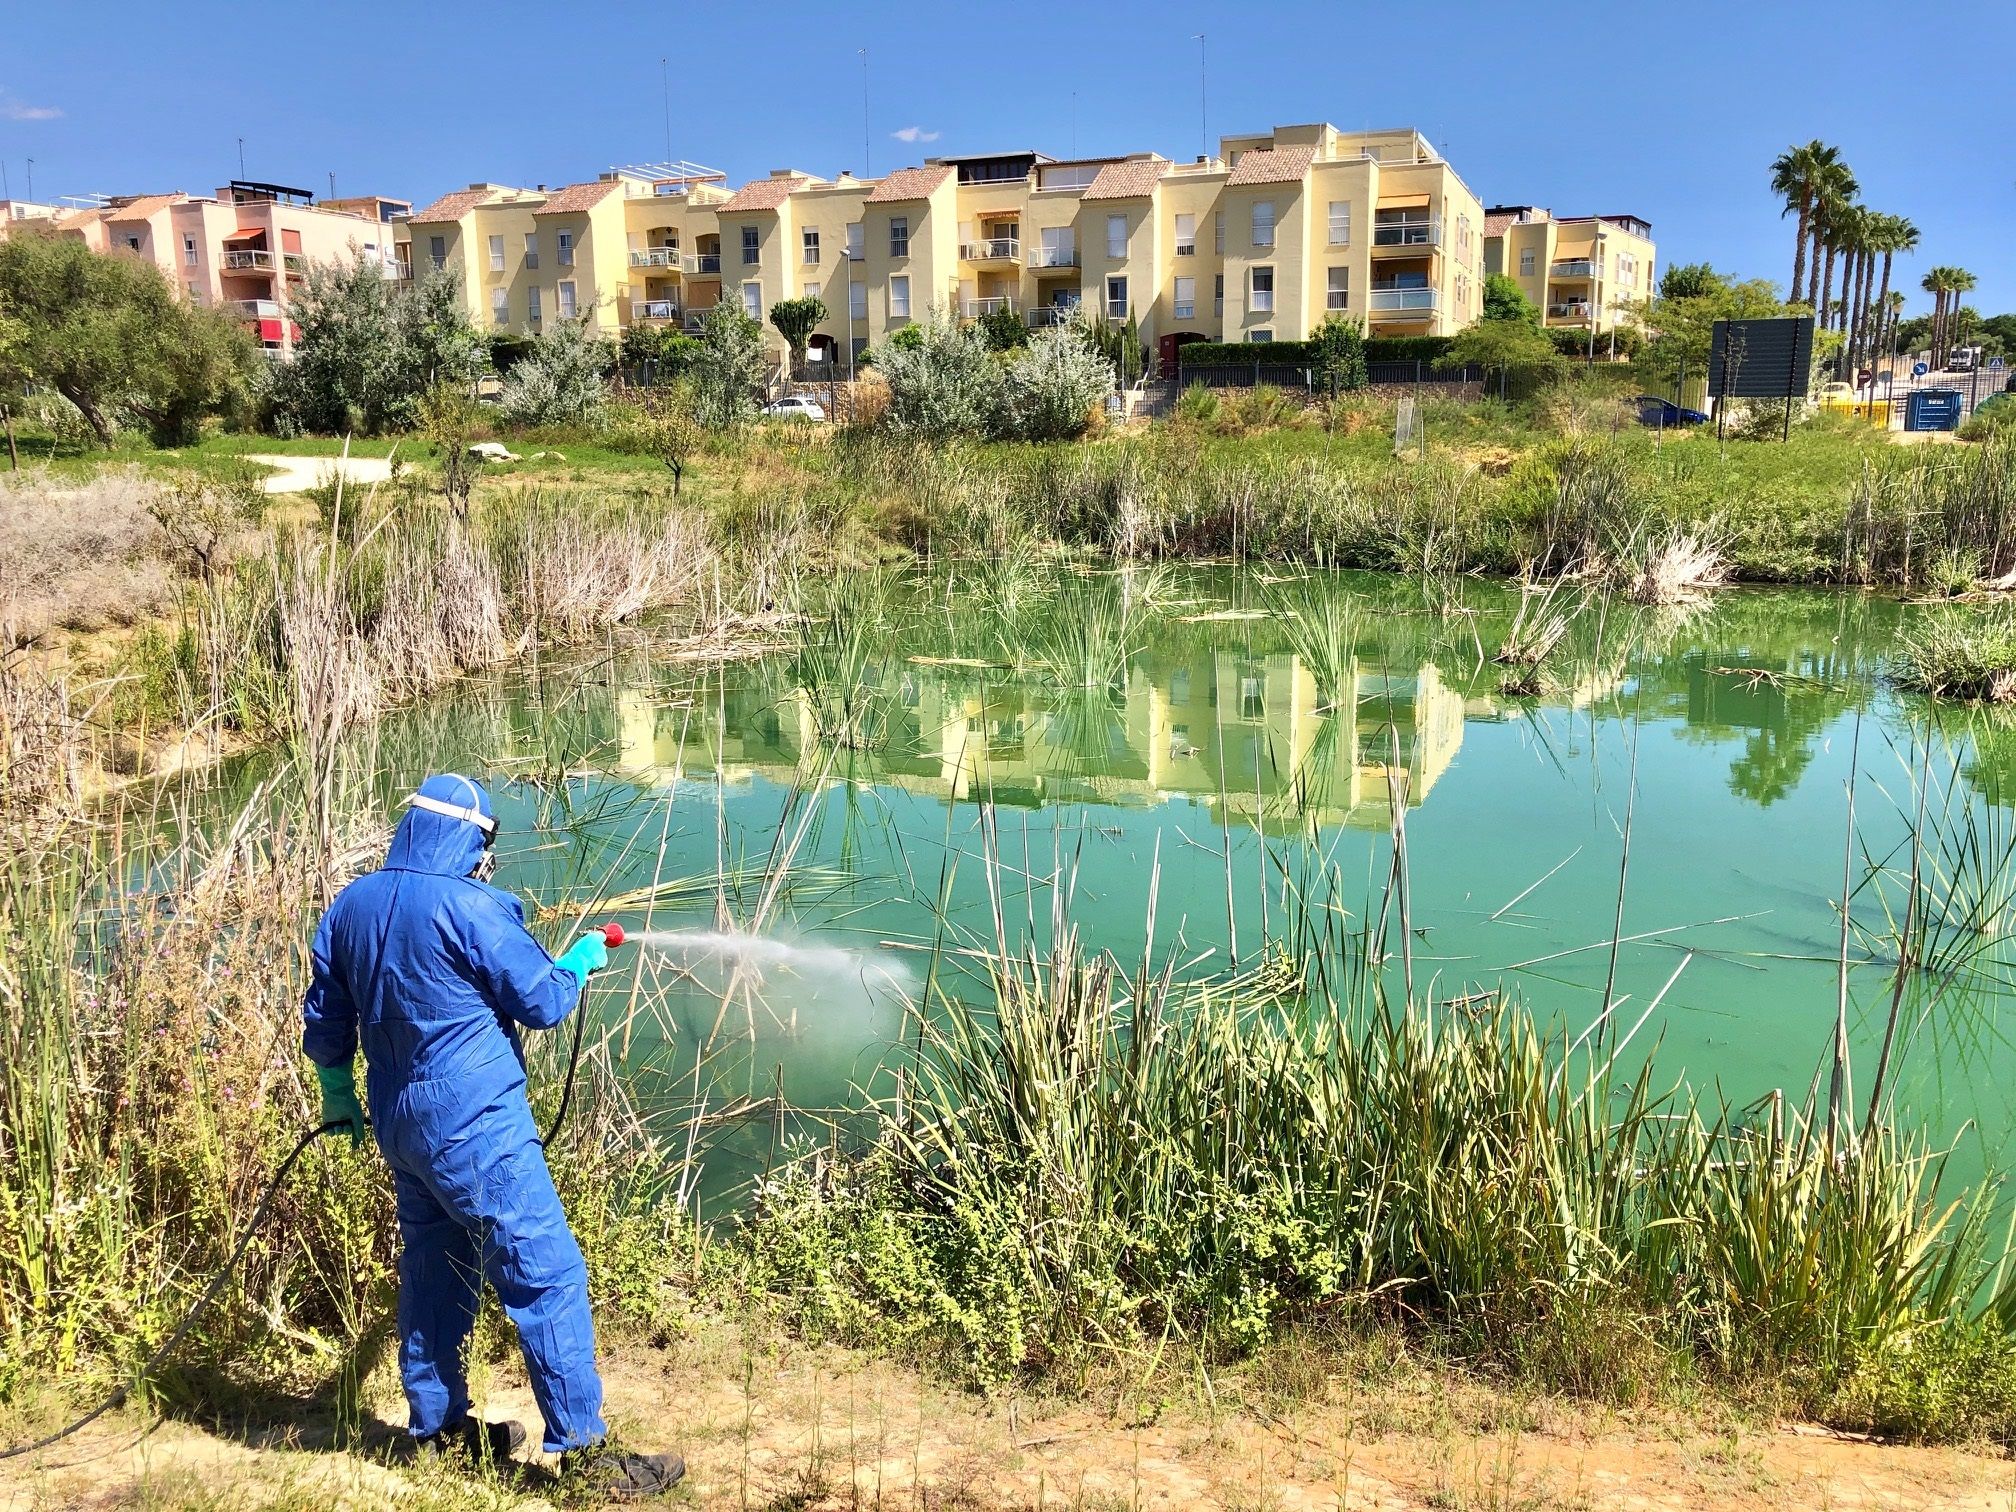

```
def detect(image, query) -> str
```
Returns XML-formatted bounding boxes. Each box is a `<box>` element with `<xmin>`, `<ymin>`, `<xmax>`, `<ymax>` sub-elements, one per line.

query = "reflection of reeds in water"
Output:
<box><xmin>790</xmin><ymin>578</ymin><xmax>901</xmax><ymax>750</ymax></box>
<box><xmin>1001</xmin><ymin>575</ymin><xmax>1151</xmax><ymax>691</ymax></box>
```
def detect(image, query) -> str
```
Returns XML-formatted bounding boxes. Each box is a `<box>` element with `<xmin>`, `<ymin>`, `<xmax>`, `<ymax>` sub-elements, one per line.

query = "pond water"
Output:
<box><xmin>205</xmin><ymin>566</ymin><xmax>2016</xmax><ymax>1204</ymax></box>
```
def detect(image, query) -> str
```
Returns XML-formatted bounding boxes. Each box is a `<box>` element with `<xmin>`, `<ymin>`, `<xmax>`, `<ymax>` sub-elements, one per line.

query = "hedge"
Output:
<box><xmin>1179</xmin><ymin>335</ymin><xmax>1454</xmax><ymax>367</ymax></box>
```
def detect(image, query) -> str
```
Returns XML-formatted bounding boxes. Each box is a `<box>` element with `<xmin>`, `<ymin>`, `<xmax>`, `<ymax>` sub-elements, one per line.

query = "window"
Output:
<box><xmin>491</xmin><ymin>286</ymin><xmax>509</xmax><ymax>324</ymax></box>
<box><xmin>1248</xmin><ymin>330</ymin><xmax>1273</xmax><ymax>343</ymax></box>
<box><xmin>523</xmin><ymin>232</ymin><xmax>539</xmax><ymax>269</ymax></box>
<box><xmin>1251</xmin><ymin>201</ymin><xmax>1274</xmax><ymax>248</ymax></box>
<box><xmin>429</xmin><ymin>235</ymin><xmax>446</xmax><ymax>271</ymax></box>
<box><xmin>1037</xmin><ymin>163</ymin><xmax>1100</xmax><ymax>190</ymax></box>
<box><xmin>527</xmin><ymin>286</ymin><xmax>542</xmax><ymax>323</ymax></box>
<box><xmin>888</xmin><ymin>217</ymin><xmax>908</xmax><ymax>257</ymax></box>
<box><xmin>1326</xmin><ymin>267</ymin><xmax>1349</xmax><ymax>311</ymax></box>
<box><xmin>889</xmin><ymin>274</ymin><xmax>910</xmax><ymax>319</ymax></box>
<box><xmin>740</xmin><ymin>225</ymin><xmax>760</xmax><ymax>265</ymax></box>
<box><xmin>741</xmin><ymin>281</ymin><xmax>761</xmax><ymax>318</ymax></box>
<box><xmin>1173</xmin><ymin>275</ymin><xmax>1195</xmax><ymax>320</ymax></box>
<box><xmin>125</xmin><ymin>235</ymin><xmax>141</xmax><ymax>251</ymax></box>
<box><xmin>557</xmin><ymin>281</ymin><xmax>578</xmax><ymax>318</ymax></box>
<box><xmin>1250</xmin><ymin>266</ymin><xmax>1274</xmax><ymax>313</ymax></box>
<box><xmin>1519</xmin><ymin>248</ymin><xmax>1535</xmax><ymax>277</ymax></box>
<box><xmin>1240</xmin><ymin>674</ymin><xmax>1265</xmax><ymax>720</ymax></box>
<box><xmin>802</xmin><ymin>227</ymin><xmax>820</xmax><ymax>265</ymax></box>
<box><xmin>488</xmin><ymin>234</ymin><xmax>505</xmax><ymax>272</ymax></box>
<box><xmin>1106</xmin><ymin>215</ymin><xmax>1126</xmax><ymax>260</ymax></box>
<box><xmin>187</xmin><ymin>280</ymin><xmax>201</xmax><ymax>299</ymax></box>
<box><xmin>1213</xmin><ymin>211</ymin><xmax>1225</xmax><ymax>255</ymax></box>
<box><xmin>802</xmin><ymin>280</ymin><xmax>820</xmax><ymax>302</ymax></box>
<box><xmin>849</xmin><ymin>279</ymin><xmax>866</xmax><ymax>320</ymax></box>
<box><xmin>846</xmin><ymin>222</ymin><xmax>863</xmax><ymax>260</ymax></box>
<box><xmin>1174</xmin><ymin>213</ymin><xmax>1195</xmax><ymax>257</ymax></box>
<box><xmin>1106</xmin><ymin>276</ymin><xmax>1127</xmax><ymax>318</ymax></box>
<box><xmin>1038</xmin><ymin>226</ymin><xmax>1075</xmax><ymax>267</ymax></box>
<box><xmin>1456</xmin><ymin>214</ymin><xmax>1472</xmax><ymax>260</ymax></box>
<box><xmin>1328</xmin><ymin>201</ymin><xmax>1350</xmax><ymax>246</ymax></box>
<box><xmin>556</xmin><ymin>231</ymin><xmax>573</xmax><ymax>267</ymax></box>
<box><xmin>182</xmin><ymin>234</ymin><xmax>198</xmax><ymax>267</ymax></box>
<box><xmin>1214</xmin><ymin>273</ymin><xmax>1225</xmax><ymax>316</ymax></box>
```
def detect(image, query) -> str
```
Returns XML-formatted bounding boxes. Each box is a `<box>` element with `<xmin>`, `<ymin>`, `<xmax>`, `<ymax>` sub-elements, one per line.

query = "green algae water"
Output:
<box><xmin>207</xmin><ymin>566</ymin><xmax>2016</xmax><ymax>1204</ymax></box>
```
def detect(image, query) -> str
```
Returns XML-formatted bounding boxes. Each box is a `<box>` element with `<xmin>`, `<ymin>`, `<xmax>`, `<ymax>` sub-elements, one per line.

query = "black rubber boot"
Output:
<box><xmin>414</xmin><ymin>1415</ymin><xmax>527</xmax><ymax>1465</ymax></box>
<box><xmin>559</xmin><ymin>1442</ymin><xmax>687</xmax><ymax>1499</ymax></box>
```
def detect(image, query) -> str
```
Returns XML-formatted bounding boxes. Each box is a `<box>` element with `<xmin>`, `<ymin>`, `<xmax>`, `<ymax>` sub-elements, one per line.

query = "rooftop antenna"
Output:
<box><xmin>25</xmin><ymin>159</ymin><xmax>33</xmax><ymax>203</ymax></box>
<box><xmin>237</xmin><ymin>137</ymin><xmax>246</xmax><ymax>179</ymax></box>
<box><xmin>859</xmin><ymin>48</ymin><xmax>870</xmax><ymax>176</ymax></box>
<box><xmin>2</xmin><ymin>161</ymin><xmax>9</xmax><ymax>200</ymax></box>
<box><xmin>1195</xmin><ymin>34</ymin><xmax>1207</xmax><ymax>160</ymax></box>
<box><xmin>1070</xmin><ymin>91</ymin><xmax>1077</xmax><ymax>157</ymax></box>
<box><xmin>660</xmin><ymin>58</ymin><xmax>671</xmax><ymax>166</ymax></box>
<box><xmin>327</xmin><ymin>170</ymin><xmax>336</xmax><ymax>201</ymax></box>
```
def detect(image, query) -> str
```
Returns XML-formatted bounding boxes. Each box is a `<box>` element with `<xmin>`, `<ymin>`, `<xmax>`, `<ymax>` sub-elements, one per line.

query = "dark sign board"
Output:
<box><xmin>1708</xmin><ymin>316</ymin><xmax>1815</xmax><ymax>400</ymax></box>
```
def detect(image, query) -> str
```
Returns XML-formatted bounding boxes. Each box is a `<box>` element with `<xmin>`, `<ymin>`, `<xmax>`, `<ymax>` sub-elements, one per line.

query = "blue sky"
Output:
<box><xmin>4</xmin><ymin>1</ymin><xmax>2010</xmax><ymax>314</ymax></box>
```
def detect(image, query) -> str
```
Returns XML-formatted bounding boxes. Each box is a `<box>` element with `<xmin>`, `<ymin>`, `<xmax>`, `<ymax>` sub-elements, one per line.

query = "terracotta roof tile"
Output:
<box><xmin>534</xmin><ymin>180</ymin><xmax>623</xmax><ymax>216</ymax></box>
<box><xmin>105</xmin><ymin>194</ymin><xmax>184</xmax><ymax>220</ymax></box>
<box><xmin>720</xmin><ymin>176</ymin><xmax>806</xmax><ymax>213</ymax></box>
<box><xmin>1483</xmin><ymin>211</ymin><xmax>1518</xmax><ymax>239</ymax></box>
<box><xmin>52</xmin><ymin>208</ymin><xmax>107</xmax><ymax>231</ymax></box>
<box><xmin>1226</xmin><ymin>145</ymin><xmax>1317</xmax><ymax>187</ymax></box>
<box><xmin>866</xmin><ymin>164</ymin><xmax>952</xmax><ymax>204</ymax></box>
<box><xmin>1082</xmin><ymin>158</ymin><xmax>1168</xmax><ymax>201</ymax></box>
<box><xmin>408</xmin><ymin>187</ymin><xmax>505</xmax><ymax>223</ymax></box>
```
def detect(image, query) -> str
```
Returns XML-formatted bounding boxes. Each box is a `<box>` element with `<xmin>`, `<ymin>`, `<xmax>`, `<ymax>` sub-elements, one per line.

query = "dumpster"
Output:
<box><xmin>1905</xmin><ymin>387</ymin><xmax>1966</xmax><ymax>432</ymax></box>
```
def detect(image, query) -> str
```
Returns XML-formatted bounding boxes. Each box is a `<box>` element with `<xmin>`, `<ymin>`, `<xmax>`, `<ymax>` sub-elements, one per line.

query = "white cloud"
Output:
<box><xmin>0</xmin><ymin>94</ymin><xmax>62</xmax><ymax>122</ymax></box>
<box><xmin>890</xmin><ymin>125</ymin><xmax>939</xmax><ymax>144</ymax></box>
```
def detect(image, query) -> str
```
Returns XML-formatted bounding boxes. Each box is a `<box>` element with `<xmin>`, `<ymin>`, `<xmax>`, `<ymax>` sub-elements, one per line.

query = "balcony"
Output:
<box><xmin>1026</xmin><ymin>303</ymin><xmax>1081</xmax><ymax>329</ymax></box>
<box><xmin>1547</xmin><ymin>302</ymin><xmax>1592</xmax><ymax>323</ymax></box>
<box><xmin>233</xmin><ymin>299</ymin><xmax>283</xmax><ymax>318</ymax></box>
<box><xmin>1368</xmin><ymin>286</ymin><xmax>1439</xmax><ymax>314</ymax></box>
<box><xmin>685</xmin><ymin>252</ymin><xmax>721</xmax><ymax>275</ymax></box>
<box><xmin>221</xmin><ymin>250</ymin><xmax>275</xmax><ymax>272</ymax></box>
<box><xmin>1026</xmin><ymin>244</ymin><xmax>1079</xmax><ymax>270</ymax></box>
<box><xmin>1372</xmin><ymin>217</ymin><xmax>1441</xmax><ymax>250</ymax></box>
<box><xmin>631</xmin><ymin>248</ymin><xmax>680</xmax><ymax>268</ymax></box>
<box><xmin>963</xmin><ymin>297</ymin><xmax>1018</xmax><ymax>318</ymax></box>
<box><xmin>388</xmin><ymin>260</ymin><xmax>412</xmax><ymax>281</ymax></box>
<box><xmin>1550</xmin><ymin>259</ymin><xmax>1599</xmax><ymax>279</ymax></box>
<box><xmin>631</xmin><ymin>299</ymin><xmax>680</xmax><ymax>322</ymax></box>
<box><xmin>960</xmin><ymin>236</ymin><xmax>1021</xmax><ymax>264</ymax></box>
<box><xmin>284</xmin><ymin>253</ymin><xmax>307</xmax><ymax>274</ymax></box>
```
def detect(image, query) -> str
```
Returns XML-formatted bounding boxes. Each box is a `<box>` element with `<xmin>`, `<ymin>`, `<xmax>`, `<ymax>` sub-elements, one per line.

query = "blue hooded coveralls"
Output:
<box><xmin>301</xmin><ymin>775</ymin><xmax>607</xmax><ymax>1454</ymax></box>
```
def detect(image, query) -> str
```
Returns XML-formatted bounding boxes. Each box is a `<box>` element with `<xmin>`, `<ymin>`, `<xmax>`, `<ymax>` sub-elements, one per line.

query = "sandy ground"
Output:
<box><xmin>5</xmin><ymin>1327</ymin><xmax>2016</xmax><ymax>1511</ymax></box>
<box><xmin>241</xmin><ymin>453</ymin><xmax>398</xmax><ymax>495</ymax></box>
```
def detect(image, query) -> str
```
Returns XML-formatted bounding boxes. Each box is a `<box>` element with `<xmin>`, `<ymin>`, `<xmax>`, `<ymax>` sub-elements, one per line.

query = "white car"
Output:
<box><xmin>761</xmin><ymin>395</ymin><xmax>827</xmax><ymax>422</ymax></box>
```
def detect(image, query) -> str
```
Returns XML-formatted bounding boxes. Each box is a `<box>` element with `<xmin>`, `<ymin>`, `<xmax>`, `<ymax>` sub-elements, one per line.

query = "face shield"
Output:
<box><xmin>404</xmin><ymin>787</ymin><xmax>501</xmax><ymax>879</ymax></box>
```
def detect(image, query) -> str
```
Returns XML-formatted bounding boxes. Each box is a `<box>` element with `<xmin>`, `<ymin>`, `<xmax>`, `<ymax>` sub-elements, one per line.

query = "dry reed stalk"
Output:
<box><xmin>1625</xmin><ymin>531</ymin><xmax>1731</xmax><ymax>606</ymax></box>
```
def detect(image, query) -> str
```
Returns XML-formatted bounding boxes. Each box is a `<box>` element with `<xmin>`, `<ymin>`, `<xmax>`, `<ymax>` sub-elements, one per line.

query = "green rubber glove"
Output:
<box><xmin>315</xmin><ymin>1063</ymin><xmax>365</xmax><ymax>1147</ymax></box>
<box><xmin>553</xmin><ymin>932</ymin><xmax>609</xmax><ymax>986</ymax></box>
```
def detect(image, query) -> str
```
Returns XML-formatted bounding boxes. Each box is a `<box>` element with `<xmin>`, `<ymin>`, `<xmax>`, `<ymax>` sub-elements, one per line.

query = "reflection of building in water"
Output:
<box><xmin>613</xmin><ymin>648</ymin><xmax>1467</xmax><ymax>831</ymax></box>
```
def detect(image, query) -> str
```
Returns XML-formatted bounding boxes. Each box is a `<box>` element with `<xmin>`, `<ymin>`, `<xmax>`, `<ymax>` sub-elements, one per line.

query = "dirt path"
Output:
<box><xmin>5</xmin><ymin>1327</ymin><xmax>2015</xmax><ymax>1511</ymax></box>
<box><xmin>242</xmin><ymin>452</ymin><xmax>398</xmax><ymax>495</ymax></box>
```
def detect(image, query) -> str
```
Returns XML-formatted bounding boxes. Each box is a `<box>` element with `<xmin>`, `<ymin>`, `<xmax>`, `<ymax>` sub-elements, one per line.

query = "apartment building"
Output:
<box><xmin>408</xmin><ymin>122</ymin><xmax>1487</xmax><ymax>368</ymax></box>
<box><xmin>1483</xmin><ymin>206</ymin><xmax>1656</xmax><ymax>339</ymax></box>
<box><xmin>5</xmin><ymin>181</ymin><xmax>409</xmax><ymax>352</ymax></box>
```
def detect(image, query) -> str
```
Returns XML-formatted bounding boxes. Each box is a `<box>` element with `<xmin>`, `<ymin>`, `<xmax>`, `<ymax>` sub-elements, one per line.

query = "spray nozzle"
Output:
<box><xmin>599</xmin><ymin>922</ymin><xmax>627</xmax><ymax>949</ymax></box>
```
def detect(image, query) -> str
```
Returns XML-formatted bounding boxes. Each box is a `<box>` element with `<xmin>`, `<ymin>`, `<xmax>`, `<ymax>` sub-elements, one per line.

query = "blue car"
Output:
<box><xmin>1634</xmin><ymin>395</ymin><xmax>1709</xmax><ymax>428</ymax></box>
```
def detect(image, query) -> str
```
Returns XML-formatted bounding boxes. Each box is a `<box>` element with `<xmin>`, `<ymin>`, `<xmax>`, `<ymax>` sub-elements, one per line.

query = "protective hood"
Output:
<box><xmin>385</xmin><ymin>773</ymin><xmax>494</xmax><ymax>878</ymax></box>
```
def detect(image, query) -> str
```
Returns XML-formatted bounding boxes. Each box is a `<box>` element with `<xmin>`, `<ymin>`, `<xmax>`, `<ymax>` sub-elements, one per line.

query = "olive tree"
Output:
<box><xmin>1003</xmin><ymin>325</ymin><xmax>1112</xmax><ymax>440</ymax></box>
<box><xmin>875</xmin><ymin>311</ymin><xmax>1004</xmax><ymax>441</ymax></box>
<box><xmin>690</xmin><ymin>298</ymin><xmax>766</xmax><ymax>429</ymax></box>
<box><xmin>499</xmin><ymin>318</ymin><xmax>615</xmax><ymax>427</ymax></box>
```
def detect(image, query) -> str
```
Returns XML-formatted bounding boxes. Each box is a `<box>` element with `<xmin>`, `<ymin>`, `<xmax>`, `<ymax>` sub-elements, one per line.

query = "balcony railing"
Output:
<box><xmin>283</xmin><ymin>253</ymin><xmax>307</xmax><ymax>273</ymax></box>
<box><xmin>632</xmin><ymin>299</ymin><xmax>680</xmax><ymax>322</ymax></box>
<box><xmin>1026</xmin><ymin>244</ymin><xmax>1079</xmax><ymax>269</ymax></box>
<box><xmin>1551</xmin><ymin>259</ymin><xmax>1599</xmax><ymax>278</ymax></box>
<box><xmin>1026</xmin><ymin>304</ymin><xmax>1081</xmax><ymax>328</ymax></box>
<box><xmin>963</xmin><ymin>297</ymin><xmax>1017</xmax><ymax>317</ymax></box>
<box><xmin>388</xmin><ymin>261</ymin><xmax>412</xmax><ymax>281</ymax></box>
<box><xmin>233</xmin><ymin>299</ymin><xmax>283</xmax><ymax>318</ymax></box>
<box><xmin>222</xmin><ymin>250</ymin><xmax>274</xmax><ymax>271</ymax></box>
<box><xmin>630</xmin><ymin>248</ymin><xmax>679</xmax><ymax>268</ymax></box>
<box><xmin>960</xmin><ymin>236</ymin><xmax>1020</xmax><ymax>263</ymax></box>
<box><xmin>1368</xmin><ymin>287</ymin><xmax>1439</xmax><ymax>313</ymax></box>
<box><xmin>1547</xmin><ymin>302</ymin><xmax>1592</xmax><ymax>322</ymax></box>
<box><xmin>685</xmin><ymin>252</ymin><xmax>721</xmax><ymax>275</ymax></box>
<box><xmin>1372</xmin><ymin>217</ymin><xmax>1441</xmax><ymax>248</ymax></box>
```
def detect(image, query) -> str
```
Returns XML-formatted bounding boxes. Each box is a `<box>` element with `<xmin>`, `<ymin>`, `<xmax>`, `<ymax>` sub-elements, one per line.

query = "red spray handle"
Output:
<box><xmin>600</xmin><ymin>922</ymin><xmax>627</xmax><ymax>948</ymax></box>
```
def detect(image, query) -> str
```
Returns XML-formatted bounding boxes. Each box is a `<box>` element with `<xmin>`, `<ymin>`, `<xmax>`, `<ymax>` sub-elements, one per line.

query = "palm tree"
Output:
<box><xmin>1866</xmin><ymin>215</ymin><xmax>1917</xmax><ymax>372</ymax></box>
<box><xmin>1881</xmin><ymin>290</ymin><xmax>1907</xmax><ymax>365</ymax></box>
<box><xmin>1770</xmin><ymin>141</ymin><xmax>1844</xmax><ymax>308</ymax></box>
<box><xmin>1808</xmin><ymin>162</ymin><xmax>1860</xmax><ymax>321</ymax></box>
<box><xmin>1949</xmin><ymin>273</ymin><xmax>1979</xmax><ymax>362</ymax></box>
<box><xmin>1922</xmin><ymin>267</ymin><xmax>1963</xmax><ymax>365</ymax></box>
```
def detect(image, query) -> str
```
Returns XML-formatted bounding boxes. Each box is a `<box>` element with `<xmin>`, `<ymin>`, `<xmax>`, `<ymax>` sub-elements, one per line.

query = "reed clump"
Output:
<box><xmin>1893</xmin><ymin>607</ymin><xmax>2016</xmax><ymax>703</ymax></box>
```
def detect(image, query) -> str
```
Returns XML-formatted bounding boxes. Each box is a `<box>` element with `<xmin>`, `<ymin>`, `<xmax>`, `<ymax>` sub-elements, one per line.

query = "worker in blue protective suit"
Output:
<box><xmin>302</xmin><ymin>774</ymin><xmax>683</xmax><ymax>1499</ymax></box>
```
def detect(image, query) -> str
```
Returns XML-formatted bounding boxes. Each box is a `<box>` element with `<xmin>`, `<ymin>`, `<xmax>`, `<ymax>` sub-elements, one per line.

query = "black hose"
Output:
<box><xmin>0</xmin><ymin>1119</ymin><xmax>352</xmax><ymax>1461</ymax></box>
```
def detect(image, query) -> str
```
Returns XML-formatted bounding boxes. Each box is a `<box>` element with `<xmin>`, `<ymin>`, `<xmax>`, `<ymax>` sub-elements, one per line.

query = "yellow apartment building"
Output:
<box><xmin>1483</xmin><ymin>205</ymin><xmax>1656</xmax><ymax>339</ymax></box>
<box><xmin>406</xmin><ymin>122</ymin><xmax>1488</xmax><ymax>369</ymax></box>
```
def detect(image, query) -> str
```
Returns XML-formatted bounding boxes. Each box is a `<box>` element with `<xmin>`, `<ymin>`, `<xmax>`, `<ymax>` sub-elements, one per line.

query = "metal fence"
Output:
<box><xmin>1179</xmin><ymin>360</ymin><xmax>1485</xmax><ymax>391</ymax></box>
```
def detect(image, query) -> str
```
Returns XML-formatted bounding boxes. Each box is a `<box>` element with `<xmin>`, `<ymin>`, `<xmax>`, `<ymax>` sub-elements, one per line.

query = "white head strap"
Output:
<box><xmin>404</xmin><ymin>789</ymin><xmax>497</xmax><ymax>835</ymax></box>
